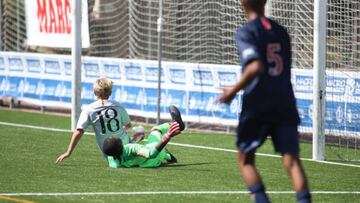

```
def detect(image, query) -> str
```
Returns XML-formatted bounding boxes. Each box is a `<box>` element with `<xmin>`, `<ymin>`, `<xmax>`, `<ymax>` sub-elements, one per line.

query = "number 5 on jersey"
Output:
<box><xmin>97</xmin><ymin>108</ymin><xmax>120</xmax><ymax>134</ymax></box>
<box><xmin>267</xmin><ymin>43</ymin><xmax>283</xmax><ymax>76</ymax></box>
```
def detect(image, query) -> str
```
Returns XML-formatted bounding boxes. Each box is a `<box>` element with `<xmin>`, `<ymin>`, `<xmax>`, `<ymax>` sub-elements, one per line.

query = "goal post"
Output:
<box><xmin>312</xmin><ymin>0</ymin><xmax>327</xmax><ymax>161</ymax></box>
<box><xmin>156</xmin><ymin>0</ymin><xmax>164</xmax><ymax>125</ymax></box>
<box><xmin>71</xmin><ymin>0</ymin><xmax>82</xmax><ymax>131</ymax></box>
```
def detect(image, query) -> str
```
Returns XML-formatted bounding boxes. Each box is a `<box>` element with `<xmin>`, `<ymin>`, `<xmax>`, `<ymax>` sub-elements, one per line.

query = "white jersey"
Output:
<box><xmin>76</xmin><ymin>100</ymin><xmax>131</xmax><ymax>152</ymax></box>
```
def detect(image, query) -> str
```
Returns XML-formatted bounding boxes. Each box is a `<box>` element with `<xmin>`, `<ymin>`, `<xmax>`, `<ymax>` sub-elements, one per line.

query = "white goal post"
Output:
<box><xmin>71</xmin><ymin>0</ymin><xmax>82</xmax><ymax>131</ymax></box>
<box><xmin>312</xmin><ymin>0</ymin><xmax>326</xmax><ymax>161</ymax></box>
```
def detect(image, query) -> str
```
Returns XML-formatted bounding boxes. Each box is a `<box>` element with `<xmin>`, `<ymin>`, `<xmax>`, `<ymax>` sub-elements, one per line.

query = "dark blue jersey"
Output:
<box><xmin>235</xmin><ymin>17</ymin><xmax>299</xmax><ymax>123</ymax></box>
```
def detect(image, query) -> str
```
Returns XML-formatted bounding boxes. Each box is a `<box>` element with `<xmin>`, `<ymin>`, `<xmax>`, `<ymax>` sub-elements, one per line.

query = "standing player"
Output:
<box><xmin>56</xmin><ymin>77</ymin><xmax>132</xmax><ymax>164</ymax></box>
<box><xmin>217</xmin><ymin>0</ymin><xmax>311</xmax><ymax>203</ymax></box>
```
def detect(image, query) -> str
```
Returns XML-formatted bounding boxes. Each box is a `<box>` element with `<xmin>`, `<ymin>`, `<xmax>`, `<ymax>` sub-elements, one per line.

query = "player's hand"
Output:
<box><xmin>55</xmin><ymin>152</ymin><xmax>70</xmax><ymax>164</ymax></box>
<box><xmin>216</xmin><ymin>87</ymin><xmax>236</xmax><ymax>104</ymax></box>
<box><xmin>167</xmin><ymin>122</ymin><xmax>181</xmax><ymax>137</ymax></box>
<box><xmin>131</xmin><ymin>125</ymin><xmax>145</xmax><ymax>143</ymax></box>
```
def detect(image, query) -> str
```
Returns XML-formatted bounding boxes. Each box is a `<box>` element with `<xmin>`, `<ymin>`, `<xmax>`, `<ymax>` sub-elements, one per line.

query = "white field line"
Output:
<box><xmin>169</xmin><ymin>143</ymin><xmax>360</xmax><ymax>168</ymax></box>
<box><xmin>0</xmin><ymin>191</ymin><xmax>359</xmax><ymax>196</ymax></box>
<box><xmin>0</xmin><ymin>121</ymin><xmax>360</xmax><ymax>168</ymax></box>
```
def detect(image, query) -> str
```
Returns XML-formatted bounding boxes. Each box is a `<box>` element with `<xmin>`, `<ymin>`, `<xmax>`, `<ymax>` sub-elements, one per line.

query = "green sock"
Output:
<box><xmin>151</xmin><ymin>122</ymin><xmax>170</xmax><ymax>135</ymax></box>
<box><xmin>146</xmin><ymin>123</ymin><xmax>170</xmax><ymax>143</ymax></box>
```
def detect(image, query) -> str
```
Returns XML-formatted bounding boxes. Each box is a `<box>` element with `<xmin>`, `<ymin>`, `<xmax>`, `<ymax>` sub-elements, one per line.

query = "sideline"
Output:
<box><xmin>0</xmin><ymin>191</ymin><xmax>359</xmax><ymax>196</ymax></box>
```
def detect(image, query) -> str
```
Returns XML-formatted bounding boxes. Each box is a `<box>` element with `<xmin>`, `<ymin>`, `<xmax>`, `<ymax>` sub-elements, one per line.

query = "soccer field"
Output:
<box><xmin>0</xmin><ymin>109</ymin><xmax>359</xmax><ymax>203</ymax></box>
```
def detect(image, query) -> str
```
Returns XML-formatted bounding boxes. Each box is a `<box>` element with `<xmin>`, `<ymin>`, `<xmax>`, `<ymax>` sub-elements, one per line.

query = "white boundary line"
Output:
<box><xmin>0</xmin><ymin>191</ymin><xmax>359</xmax><ymax>196</ymax></box>
<box><xmin>0</xmin><ymin>121</ymin><xmax>360</xmax><ymax>168</ymax></box>
<box><xmin>169</xmin><ymin>143</ymin><xmax>360</xmax><ymax>168</ymax></box>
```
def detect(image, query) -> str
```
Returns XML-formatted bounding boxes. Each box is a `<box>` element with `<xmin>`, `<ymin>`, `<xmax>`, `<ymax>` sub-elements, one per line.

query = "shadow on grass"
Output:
<box><xmin>54</xmin><ymin>163</ymin><xmax>106</xmax><ymax>168</ymax></box>
<box><xmin>55</xmin><ymin>162</ymin><xmax>217</xmax><ymax>171</ymax></box>
<box><xmin>159</xmin><ymin>162</ymin><xmax>216</xmax><ymax>171</ymax></box>
<box><xmin>164</xmin><ymin>162</ymin><xmax>214</xmax><ymax>167</ymax></box>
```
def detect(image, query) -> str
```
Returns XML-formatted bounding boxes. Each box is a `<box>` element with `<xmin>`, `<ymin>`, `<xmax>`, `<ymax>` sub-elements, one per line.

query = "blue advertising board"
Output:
<box><xmin>81</xmin><ymin>82</ymin><xmax>95</xmax><ymax>104</ymax></box>
<box><xmin>296</xmin><ymin>99</ymin><xmax>312</xmax><ymax>128</ymax></box>
<box><xmin>168</xmin><ymin>68</ymin><xmax>186</xmax><ymax>85</ymax></box>
<box><xmin>0</xmin><ymin>56</ymin><xmax>5</xmax><ymax>71</ymax></box>
<box><xmin>7</xmin><ymin>76</ymin><xmax>24</xmax><ymax>97</ymax></box>
<box><xmin>41</xmin><ymin>79</ymin><xmax>62</xmax><ymax>101</ymax></box>
<box><xmin>44</xmin><ymin>59</ymin><xmax>61</xmax><ymax>75</ymax></box>
<box><xmin>61</xmin><ymin>81</ymin><xmax>72</xmax><ymax>103</ymax></box>
<box><xmin>26</xmin><ymin>58</ymin><xmax>42</xmax><ymax>73</ymax></box>
<box><xmin>125</xmin><ymin>65</ymin><xmax>142</xmax><ymax>81</ymax></box>
<box><xmin>217</xmin><ymin>71</ymin><xmax>238</xmax><ymax>87</ymax></box>
<box><xmin>353</xmin><ymin>79</ymin><xmax>360</xmax><ymax>97</ymax></box>
<box><xmin>103</xmin><ymin>63</ymin><xmax>121</xmax><ymax>79</ymax></box>
<box><xmin>166</xmin><ymin>89</ymin><xmax>186</xmax><ymax>113</ymax></box>
<box><xmin>192</xmin><ymin>69</ymin><xmax>214</xmax><ymax>87</ymax></box>
<box><xmin>145</xmin><ymin>67</ymin><xmax>164</xmax><ymax>83</ymax></box>
<box><xmin>1</xmin><ymin>52</ymin><xmax>360</xmax><ymax>136</ymax></box>
<box><xmin>83</xmin><ymin>62</ymin><xmax>100</xmax><ymax>78</ymax></box>
<box><xmin>23</xmin><ymin>78</ymin><xmax>41</xmax><ymax>99</ymax></box>
<box><xmin>8</xmin><ymin>56</ymin><xmax>24</xmax><ymax>72</ymax></box>
<box><xmin>121</xmin><ymin>86</ymin><xmax>143</xmax><ymax>110</ymax></box>
<box><xmin>346</xmin><ymin>102</ymin><xmax>360</xmax><ymax>132</ymax></box>
<box><xmin>0</xmin><ymin>75</ymin><xmax>6</xmax><ymax>96</ymax></box>
<box><xmin>143</xmin><ymin>88</ymin><xmax>167</xmax><ymax>112</ymax></box>
<box><xmin>63</xmin><ymin>60</ymin><xmax>72</xmax><ymax>76</ymax></box>
<box><xmin>188</xmin><ymin>91</ymin><xmax>218</xmax><ymax>117</ymax></box>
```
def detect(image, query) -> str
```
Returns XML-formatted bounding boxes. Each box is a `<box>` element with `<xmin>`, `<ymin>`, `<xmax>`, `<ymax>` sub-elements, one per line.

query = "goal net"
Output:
<box><xmin>128</xmin><ymin>0</ymin><xmax>245</xmax><ymax>64</ymax></box>
<box><xmin>268</xmin><ymin>0</ymin><xmax>360</xmax><ymax>161</ymax></box>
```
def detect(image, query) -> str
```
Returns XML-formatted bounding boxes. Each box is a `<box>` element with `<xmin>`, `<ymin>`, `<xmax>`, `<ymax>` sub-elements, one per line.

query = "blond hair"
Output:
<box><xmin>93</xmin><ymin>77</ymin><xmax>113</xmax><ymax>99</ymax></box>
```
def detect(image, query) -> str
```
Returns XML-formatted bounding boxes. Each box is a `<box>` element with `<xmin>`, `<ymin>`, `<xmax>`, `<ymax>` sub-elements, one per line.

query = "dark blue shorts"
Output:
<box><xmin>236</xmin><ymin>115</ymin><xmax>300</xmax><ymax>154</ymax></box>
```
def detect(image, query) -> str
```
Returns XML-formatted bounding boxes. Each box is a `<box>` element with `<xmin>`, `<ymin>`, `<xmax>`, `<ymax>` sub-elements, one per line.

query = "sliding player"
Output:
<box><xmin>104</xmin><ymin>106</ymin><xmax>185</xmax><ymax>168</ymax></box>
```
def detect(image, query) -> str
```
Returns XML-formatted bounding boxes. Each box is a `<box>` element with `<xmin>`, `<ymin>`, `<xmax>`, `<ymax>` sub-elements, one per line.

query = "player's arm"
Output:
<box><xmin>124</xmin><ymin>122</ymin><xmax>132</xmax><ymax>131</ymax></box>
<box><xmin>218</xmin><ymin>28</ymin><xmax>263</xmax><ymax>104</ymax></box>
<box><xmin>56</xmin><ymin>109</ymin><xmax>89</xmax><ymax>164</ymax></box>
<box><xmin>55</xmin><ymin>129</ymin><xmax>84</xmax><ymax>164</ymax></box>
<box><xmin>218</xmin><ymin>60</ymin><xmax>263</xmax><ymax>104</ymax></box>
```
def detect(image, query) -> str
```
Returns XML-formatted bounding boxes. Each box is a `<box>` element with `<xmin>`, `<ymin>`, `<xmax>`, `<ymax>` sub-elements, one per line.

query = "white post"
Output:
<box><xmin>265</xmin><ymin>0</ymin><xmax>272</xmax><ymax>17</ymax></box>
<box><xmin>71</xmin><ymin>0</ymin><xmax>82</xmax><ymax>131</ymax></box>
<box><xmin>156</xmin><ymin>0</ymin><xmax>163</xmax><ymax>125</ymax></box>
<box><xmin>313</xmin><ymin>0</ymin><xmax>326</xmax><ymax>161</ymax></box>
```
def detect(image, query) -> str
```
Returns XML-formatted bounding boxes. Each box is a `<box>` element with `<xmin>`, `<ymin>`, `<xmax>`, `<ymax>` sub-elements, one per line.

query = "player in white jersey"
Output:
<box><xmin>55</xmin><ymin>77</ymin><xmax>132</xmax><ymax>164</ymax></box>
<box><xmin>77</xmin><ymin>99</ymin><xmax>131</xmax><ymax>151</ymax></box>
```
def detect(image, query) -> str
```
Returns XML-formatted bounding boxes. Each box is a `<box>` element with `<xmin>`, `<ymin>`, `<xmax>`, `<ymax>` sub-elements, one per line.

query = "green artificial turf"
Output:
<box><xmin>0</xmin><ymin>109</ymin><xmax>359</xmax><ymax>203</ymax></box>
